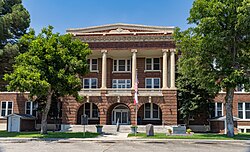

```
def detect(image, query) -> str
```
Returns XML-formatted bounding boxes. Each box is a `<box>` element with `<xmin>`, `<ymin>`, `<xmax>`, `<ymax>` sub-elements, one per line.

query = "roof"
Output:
<box><xmin>7</xmin><ymin>113</ymin><xmax>36</xmax><ymax>120</ymax></box>
<box><xmin>66</xmin><ymin>23</ymin><xmax>175</xmax><ymax>35</ymax></box>
<box><xmin>209</xmin><ymin>116</ymin><xmax>241</xmax><ymax>121</ymax></box>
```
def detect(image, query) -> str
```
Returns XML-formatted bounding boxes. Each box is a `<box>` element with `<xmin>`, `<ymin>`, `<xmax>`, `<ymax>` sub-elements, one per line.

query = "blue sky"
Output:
<box><xmin>22</xmin><ymin>0</ymin><xmax>194</xmax><ymax>34</ymax></box>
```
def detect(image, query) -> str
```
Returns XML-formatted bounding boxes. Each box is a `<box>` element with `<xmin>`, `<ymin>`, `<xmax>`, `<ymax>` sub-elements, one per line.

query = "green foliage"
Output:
<box><xmin>175</xmin><ymin>0</ymin><xmax>250</xmax><ymax>137</ymax></box>
<box><xmin>4</xmin><ymin>26</ymin><xmax>91</xmax><ymax>98</ymax></box>
<box><xmin>177</xmin><ymin>74</ymin><xmax>216</xmax><ymax>125</ymax></box>
<box><xmin>0</xmin><ymin>0</ymin><xmax>30</xmax><ymax>90</ymax></box>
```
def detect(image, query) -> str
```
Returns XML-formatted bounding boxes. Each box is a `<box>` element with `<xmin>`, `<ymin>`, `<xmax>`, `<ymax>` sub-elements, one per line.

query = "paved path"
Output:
<box><xmin>0</xmin><ymin>140</ymin><xmax>249</xmax><ymax>152</ymax></box>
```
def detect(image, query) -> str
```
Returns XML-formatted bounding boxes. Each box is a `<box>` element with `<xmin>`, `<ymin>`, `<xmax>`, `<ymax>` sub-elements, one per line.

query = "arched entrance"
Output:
<box><xmin>77</xmin><ymin>103</ymin><xmax>100</xmax><ymax>124</ymax></box>
<box><xmin>111</xmin><ymin>104</ymin><xmax>131</xmax><ymax>125</ymax></box>
<box><xmin>137</xmin><ymin>103</ymin><xmax>162</xmax><ymax>125</ymax></box>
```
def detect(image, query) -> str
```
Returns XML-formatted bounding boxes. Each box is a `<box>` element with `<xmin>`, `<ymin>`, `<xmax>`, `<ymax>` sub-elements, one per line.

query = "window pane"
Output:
<box><xmin>246</xmin><ymin>111</ymin><xmax>250</xmax><ymax>119</ymax></box>
<box><xmin>7</xmin><ymin>110</ymin><xmax>12</xmax><ymax>115</ymax></box>
<box><xmin>26</xmin><ymin>102</ymin><xmax>31</xmax><ymax>110</ymax></box>
<box><xmin>217</xmin><ymin>103</ymin><xmax>222</xmax><ymax>111</ymax></box>
<box><xmin>91</xmin><ymin>59</ymin><xmax>98</xmax><ymax>71</ymax></box>
<box><xmin>8</xmin><ymin>102</ymin><xmax>12</xmax><ymax>109</ymax></box>
<box><xmin>1</xmin><ymin>102</ymin><xmax>6</xmax><ymax>109</ymax></box>
<box><xmin>153</xmin><ymin>104</ymin><xmax>158</xmax><ymax>110</ymax></box>
<box><xmin>1</xmin><ymin>110</ymin><xmax>6</xmax><ymax>116</ymax></box>
<box><xmin>146</xmin><ymin>59</ymin><xmax>152</xmax><ymax>70</ymax></box>
<box><xmin>127</xmin><ymin>60</ymin><xmax>130</xmax><ymax>71</ymax></box>
<box><xmin>92</xmin><ymin>104</ymin><xmax>98</xmax><ymax>118</ymax></box>
<box><xmin>114</xmin><ymin>60</ymin><xmax>117</xmax><ymax>71</ymax></box>
<box><xmin>153</xmin><ymin>111</ymin><xmax>158</xmax><ymax>118</ymax></box>
<box><xmin>217</xmin><ymin>111</ymin><xmax>222</xmax><ymax>117</ymax></box>
<box><xmin>118</xmin><ymin>60</ymin><xmax>125</xmax><ymax>71</ymax></box>
<box><xmin>238</xmin><ymin>103</ymin><xmax>243</xmax><ymax>110</ymax></box>
<box><xmin>26</xmin><ymin>110</ymin><xmax>30</xmax><ymax>115</ymax></box>
<box><xmin>153</xmin><ymin>58</ymin><xmax>160</xmax><ymax>70</ymax></box>
<box><xmin>145</xmin><ymin>103</ymin><xmax>150</xmax><ymax>110</ymax></box>
<box><xmin>92</xmin><ymin>59</ymin><xmax>97</xmax><ymax>64</ymax></box>
<box><xmin>153</xmin><ymin>79</ymin><xmax>160</xmax><ymax>88</ymax></box>
<box><xmin>246</xmin><ymin>103</ymin><xmax>250</xmax><ymax>110</ymax></box>
<box><xmin>91</xmin><ymin>79</ymin><xmax>97</xmax><ymax>88</ymax></box>
<box><xmin>92</xmin><ymin>65</ymin><xmax>98</xmax><ymax>71</ymax></box>
<box><xmin>84</xmin><ymin>79</ymin><xmax>89</xmax><ymax>88</ymax></box>
<box><xmin>238</xmin><ymin>111</ymin><xmax>243</xmax><ymax>119</ymax></box>
<box><xmin>146</xmin><ymin>79</ymin><xmax>152</xmax><ymax>88</ymax></box>
<box><xmin>145</xmin><ymin>111</ymin><xmax>150</xmax><ymax>118</ymax></box>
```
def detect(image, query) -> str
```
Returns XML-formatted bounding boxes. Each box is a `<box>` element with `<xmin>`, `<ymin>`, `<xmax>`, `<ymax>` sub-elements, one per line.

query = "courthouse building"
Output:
<box><xmin>1</xmin><ymin>23</ymin><xmax>250</xmax><ymax>133</ymax></box>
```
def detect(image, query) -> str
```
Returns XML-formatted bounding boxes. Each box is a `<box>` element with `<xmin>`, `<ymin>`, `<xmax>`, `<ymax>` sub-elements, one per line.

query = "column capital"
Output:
<box><xmin>170</xmin><ymin>49</ymin><xmax>176</xmax><ymax>53</ymax></box>
<box><xmin>131</xmin><ymin>49</ymin><xmax>137</xmax><ymax>53</ymax></box>
<box><xmin>101</xmin><ymin>49</ymin><xmax>108</xmax><ymax>53</ymax></box>
<box><xmin>162</xmin><ymin>49</ymin><xmax>169</xmax><ymax>53</ymax></box>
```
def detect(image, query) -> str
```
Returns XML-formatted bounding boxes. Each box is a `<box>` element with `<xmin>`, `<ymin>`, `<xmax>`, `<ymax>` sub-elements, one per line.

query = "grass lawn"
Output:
<box><xmin>0</xmin><ymin>131</ymin><xmax>99</xmax><ymax>138</ymax></box>
<box><xmin>128</xmin><ymin>133</ymin><xmax>250</xmax><ymax>140</ymax></box>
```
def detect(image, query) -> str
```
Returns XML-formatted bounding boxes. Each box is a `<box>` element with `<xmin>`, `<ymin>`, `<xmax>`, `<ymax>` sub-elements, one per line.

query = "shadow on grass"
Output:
<box><xmin>128</xmin><ymin>133</ymin><xmax>250</xmax><ymax>140</ymax></box>
<box><xmin>0</xmin><ymin>131</ymin><xmax>99</xmax><ymax>138</ymax></box>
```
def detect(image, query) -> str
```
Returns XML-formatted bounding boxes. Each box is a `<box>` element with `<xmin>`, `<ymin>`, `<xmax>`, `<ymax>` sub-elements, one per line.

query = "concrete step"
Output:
<box><xmin>64</xmin><ymin>125</ymin><xmax>171</xmax><ymax>133</ymax></box>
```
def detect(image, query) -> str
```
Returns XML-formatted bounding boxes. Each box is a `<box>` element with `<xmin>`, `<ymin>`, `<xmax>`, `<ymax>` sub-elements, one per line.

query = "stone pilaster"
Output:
<box><xmin>170</xmin><ymin>49</ymin><xmax>176</xmax><ymax>89</ymax></box>
<box><xmin>101</xmin><ymin>50</ymin><xmax>107</xmax><ymax>89</ymax></box>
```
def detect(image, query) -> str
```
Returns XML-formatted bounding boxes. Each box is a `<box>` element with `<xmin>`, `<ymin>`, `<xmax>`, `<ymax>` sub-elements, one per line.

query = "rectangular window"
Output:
<box><xmin>1</xmin><ymin>101</ymin><xmax>13</xmax><ymax>117</ymax></box>
<box><xmin>87</xmin><ymin>59</ymin><xmax>98</xmax><ymax>72</ymax></box>
<box><xmin>145</xmin><ymin>58</ymin><xmax>160</xmax><ymax>71</ymax></box>
<box><xmin>25</xmin><ymin>101</ymin><xmax>38</xmax><ymax>116</ymax></box>
<box><xmin>144</xmin><ymin>103</ymin><xmax>159</xmax><ymax>119</ymax></box>
<box><xmin>83</xmin><ymin>78</ymin><xmax>98</xmax><ymax>89</ymax></box>
<box><xmin>112</xmin><ymin>79</ymin><xmax>131</xmax><ymax>88</ymax></box>
<box><xmin>113</xmin><ymin>59</ymin><xmax>131</xmax><ymax>72</ymax></box>
<box><xmin>145</xmin><ymin>78</ymin><xmax>160</xmax><ymax>88</ymax></box>
<box><xmin>238</xmin><ymin>102</ymin><xmax>250</xmax><ymax>119</ymax></box>
<box><xmin>84</xmin><ymin>103</ymin><xmax>99</xmax><ymax>119</ymax></box>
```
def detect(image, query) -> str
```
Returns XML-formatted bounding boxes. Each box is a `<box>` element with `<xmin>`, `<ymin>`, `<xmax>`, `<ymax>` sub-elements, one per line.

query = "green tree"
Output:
<box><xmin>177</xmin><ymin>74</ymin><xmax>216</xmax><ymax>127</ymax></box>
<box><xmin>174</xmin><ymin>0</ymin><xmax>250</xmax><ymax>137</ymax></box>
<box><xmin>4</xmin><ymin>26</ymin><xmax>91</xmax><ymax>134</ymax></box>
<box><xmin>0</xmin><ymin>0</ymin><xmax>30</xmax><ymax>90</ymax></box>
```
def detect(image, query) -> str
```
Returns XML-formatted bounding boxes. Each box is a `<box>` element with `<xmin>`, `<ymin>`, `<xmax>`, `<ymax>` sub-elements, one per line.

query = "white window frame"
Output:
<box><xmin>144</xmin><ymin>103</ymin><xmax>160</xmax><ymax>120</ymax></box>
<box><xmin>238</xmin><ymin>102</ymin><xmax>250</xmax><ymax>120</ymax></box>
<box><xmin>25</xmin><ymin>101</ymin><xmax>38</xmax><ymax>116</ymax></box>
<box><xmin>145</xmin><ymin>78</ymin><xmax>161</xmax><ymax>88</ymax></box>
<box><xmin>83</xmin><ymin>78</ymin><xmax>98</xmax><ymax>89</ymax></box>
<box><xmin>215</xmin><ymin>102</ymin><xmax>223</xmax><ymax>117</ymax></box>
<box><xmin>112</xmin><ymin>79</ymin><xmax>131</xmax><ymax>88</ymax></box>
<box><xmin>88</xmin><ymin>59</ymin><xmax>98</xmax><ymax>72</ymax></box>
<box><xmin>0</xmin><ymin>101</ymin><xmax>13</xmax><ymax>117</ymax></box>
<box><xmin>113</xmin><ymin>59</ymin><xmax>131</xmax><ymax>72</ymax></box>
<box><xmin>83</xmin><ymin>103</ymin><xmax>99</xmax><ymax>119</ymax></box>
<box><xmin>145</xmin><ymin>58</ymin><xmax>160</xmax><ymax>71</ymax></box>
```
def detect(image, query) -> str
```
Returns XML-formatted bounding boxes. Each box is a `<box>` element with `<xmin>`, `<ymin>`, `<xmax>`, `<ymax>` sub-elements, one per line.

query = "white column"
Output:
<box><xmin>170</xmin><ymin>49</ymin><xmax>176</xmax><ymax>88</ymax></box>
<box><xmin>101</xmin><ymin>50</ymin><xmax>107</xmax><ymax>89</ymax></box>
<box><xmin>162</xmin><ymin>49</ymin><xmax>169</xmax><ymax>89</ymax></box>
<box><xmin>131</xmin><ymin>49</ymin><xmax>137</xmax><ymax>89</ymax></box>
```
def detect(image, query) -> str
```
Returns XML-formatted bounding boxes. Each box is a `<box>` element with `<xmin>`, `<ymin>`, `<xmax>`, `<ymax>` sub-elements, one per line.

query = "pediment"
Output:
<box><xmin>67</xmin><ymin>23</ymin><xmax>174</xmax><ymax>34</ymax></box>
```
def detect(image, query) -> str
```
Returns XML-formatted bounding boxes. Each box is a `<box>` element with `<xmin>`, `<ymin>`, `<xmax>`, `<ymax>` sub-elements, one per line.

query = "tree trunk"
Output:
<box><xmin>40</xmin><ymin>87</ymin><xmax>54</xmax><ymax>134</ymax></box>
<box><xmin>225</xmin><ymin>87</ymin><xmax>234</xmax><ymax>137</ymax></box>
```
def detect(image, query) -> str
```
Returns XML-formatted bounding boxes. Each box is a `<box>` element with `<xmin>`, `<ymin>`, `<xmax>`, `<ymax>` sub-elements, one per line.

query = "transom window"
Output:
<box><xmin>83</xmin><ymin>78</ymin><xmax>98</xmax><ymax>89</ymax></box>
<box><xmin>144</xmin><ymin>103</ymin><xmax>160</xmax><ymax>119</ymax></box>
<box><xmin>145</xmin><ymin>58</ymin><xmax>160</xmax><ymax>71</ymax></box>
<box><xmin>145</xmin><ymin>78</ymin><xmax>160</xmax><ymax>88</ymax></box>
<box><xmin>238</xmin><ymin>103</ymin><xmax>250</xmax><ymax>119</ymax></box>
<box><xmin>83</xmin><ymin>103</ymin><xmax>99</xmax><ymax>119</ymax></box>
<box><xmin>113</xmin><ymin>59</ymin><xmax>131</xmax><ymax>72</ymax></box>
<box><xmin>1</xmin><ymin>101</ymin><xmax>13</xmax><ymax>117</ymax></box>
<box><xmin>87</xmin><ymin>59</ymin><xmax>98</xmax><ymax>72</ymax></box>
<box><xmin>112</xmin><ymin>79</ymin><xmax>131</xmax><ymax>88</ymax></box>
<box><xmin>25</xmin><ymin>101</ymin><xmax>38</xmax><ymax>116</ymax></box>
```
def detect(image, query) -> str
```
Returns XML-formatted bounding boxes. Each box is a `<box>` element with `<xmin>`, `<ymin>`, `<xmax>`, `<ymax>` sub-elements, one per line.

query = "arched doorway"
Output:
<box><xmin>111</xmin><ymin>104</ymin><xmax>130</xmax><ymax>125</ymax></box>
<box><xmin>137</xmin><ymin>103</ymin><xmax>162</xmax><ymax>125</ymax></box>
<box><xmin>77</xmin><ymin>103</ymin><xmax>100</xmax><ymax>124</ymax></box>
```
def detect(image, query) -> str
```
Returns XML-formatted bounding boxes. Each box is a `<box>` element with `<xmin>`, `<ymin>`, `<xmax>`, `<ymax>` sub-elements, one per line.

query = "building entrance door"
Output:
<box><xmin>112</xmin><ymin>105</ymin><xmax>130</xmax><ymax>125</ymax></box>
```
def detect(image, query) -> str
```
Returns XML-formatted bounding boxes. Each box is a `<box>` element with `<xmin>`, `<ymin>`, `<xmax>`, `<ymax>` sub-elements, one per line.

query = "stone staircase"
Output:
<box><xmin>63</xmin><ymin>125</ymin><xmax>171</xmax><ymax>133</ymax></box>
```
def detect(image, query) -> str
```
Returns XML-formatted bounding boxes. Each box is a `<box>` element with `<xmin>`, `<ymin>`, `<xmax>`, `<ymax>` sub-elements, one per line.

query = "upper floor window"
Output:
<box><xmin>145</xmin><ymin>58</ymin><xmax>160</xmax><ymax>71</ymax></box>
<box><xmin>83</xmin><ymin>78</ymin><xmax>98</xmax><ymax>89</ymax></box>
<box><xmin>144</xmin><ymin>103</ymin><xmax>160</xmax><ymax>119</ymax></box>
<box><xmin>112</xmin><ymin>79</ymin><xmax>131</xmax><ymax>88</ymax></box>
<box><xmin>238</xmin><ymin>102</ymin><xmax>250</xmax><ymax>119</ymax></box>
<box><xmin>87</xmin><ymin>59</ymin><xmax>98</xmax><ymax>72</ymax></box>
<box><xmin>1</xmin><ymin>101</ymin><xmax>13</xmax><ymax>117</ymax></box>
<box><xmin>145</xmin><ymin>78</ymin><xmax>160</xmax><ymax>88</ymax></box>
<box><xmin>113</xmin><ymin>59</ymin><xmax>131</xmax><ymax>72</ymax></box>
<box><xmin>25</xmin><ymin>101</ymin><xmax>38</xmax><ymax>116</ymax></box>
<box><xmin>235</xmin><ymin>84</ymin><xmax>245</xmax><ymax>92</ymax></box>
